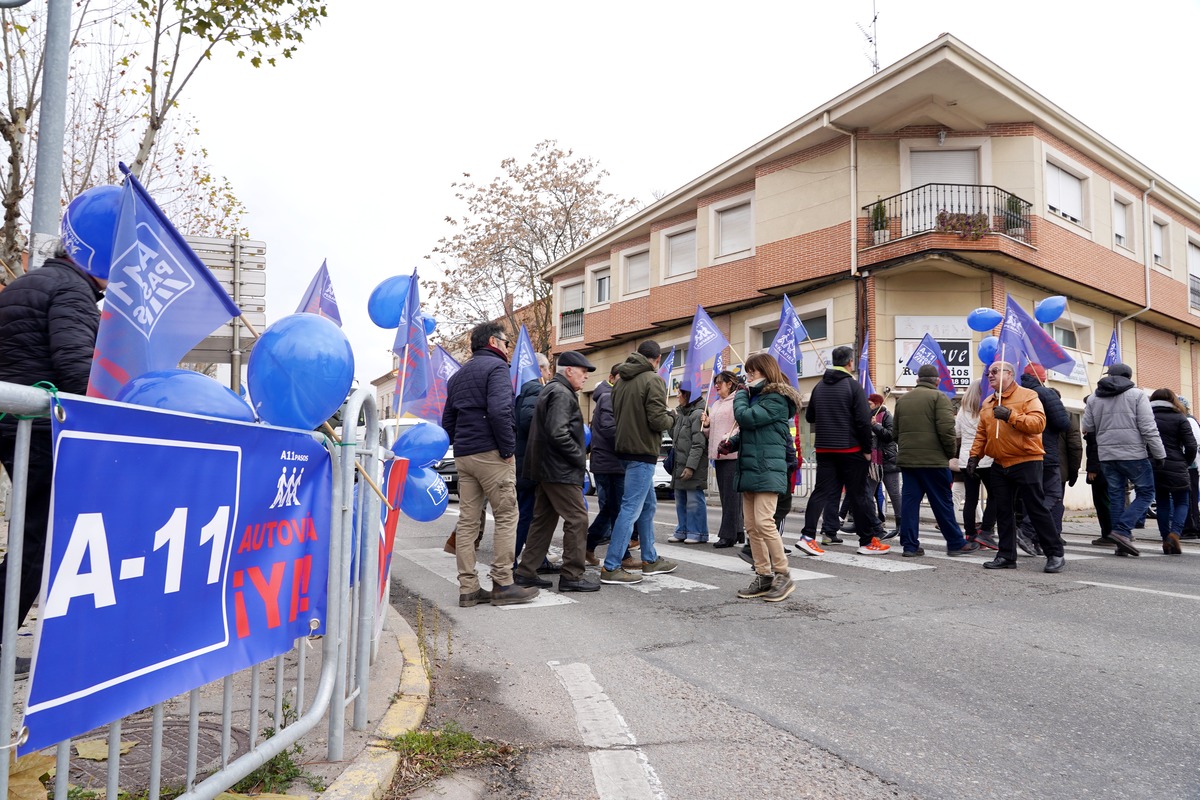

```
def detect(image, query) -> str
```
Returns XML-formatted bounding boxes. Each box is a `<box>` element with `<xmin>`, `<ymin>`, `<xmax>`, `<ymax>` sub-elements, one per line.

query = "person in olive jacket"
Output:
<box><xmin>893</xmin><ymin>364</ymin><xmax>979</xmax><ymax>557</ymax></box>
<box><xmin>668</xmin><ymin>387</ymin><xmax>710</xmax><ymax>544</ymax></box>
<box><xmin>515</xmin><ymin>351</ymin><xmax>602</xmax><ymax>591</ymax></box>
<box><xmin>720</xmin><ymin>353</ymin><xmax>800</xmax><ymax>603</ymax></box>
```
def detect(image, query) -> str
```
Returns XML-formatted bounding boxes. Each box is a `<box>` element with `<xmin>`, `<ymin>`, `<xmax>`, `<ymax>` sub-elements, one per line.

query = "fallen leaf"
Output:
<box><xmin>9</xmin><ymin>752</ymin><xmax>56</xmax><ymax>800</ymax></box>
<box><xmin>73</xmin><ymin>740</ymin><xmax>137</xmax><ymax>760</ymax></box>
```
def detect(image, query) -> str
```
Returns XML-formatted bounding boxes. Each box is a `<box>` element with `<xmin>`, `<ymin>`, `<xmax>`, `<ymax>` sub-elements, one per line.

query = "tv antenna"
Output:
<box><xmin>857</xmin><ymin>0</ymin><xmax>880</xmax><ymax>74</ymax></box>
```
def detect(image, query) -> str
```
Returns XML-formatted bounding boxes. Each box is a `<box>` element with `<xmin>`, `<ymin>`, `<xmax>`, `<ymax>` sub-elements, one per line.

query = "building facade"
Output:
<box><xmin>543</xmin><ymin>35</ymin><xmax>1200</xmax><ymax>454</ymax></box>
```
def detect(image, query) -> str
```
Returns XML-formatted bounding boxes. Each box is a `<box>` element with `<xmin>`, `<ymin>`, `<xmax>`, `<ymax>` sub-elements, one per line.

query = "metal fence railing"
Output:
<box><xmin>0</xmin><ymin>382</ymin><xmax>385</xmax><ymax>800</ymax></box>
<box><xmin>862</xmin><ymin>183</ymin><xmax>1033</xmax><ymax>247</ymax></box>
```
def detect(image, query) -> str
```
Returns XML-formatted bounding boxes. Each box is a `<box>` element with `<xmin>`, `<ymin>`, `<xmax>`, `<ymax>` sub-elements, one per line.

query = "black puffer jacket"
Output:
<box><xmin>514</xmin><ymin>378</ymin><xmax>543</xmax><ymax>466</ymax></box>
<box><xmin>1150</xmin><ymin>401</ymin><xmax>1197</xmax><ymax>491</ymax></box>
<box><xmin>589</xmin><ymin>379</ymin><xmax>622</xmax><ymax>475</ymax></box>
<box><xmin>1019</xmin><ymin>374</ymin><xmax>1070</xmax><ymax>465</ymax></box>
<box><xmin>805</xmin><ymin>367</ymin><xmax>873</xmax><ymax>452</ymax></box>
<box><xmin>443</xmin><ymin>346</ymin><xmax>516</xmax><ymax>459</ymax></box>
<box><xmin>0</xmin><ymin>259</ymin><xmax>102</xmax><ymax>402</ymax></box>
<box><xmin>523</xmin><ymin>373</ymin><xmax>585</xmax><ymax>485</ymax></box>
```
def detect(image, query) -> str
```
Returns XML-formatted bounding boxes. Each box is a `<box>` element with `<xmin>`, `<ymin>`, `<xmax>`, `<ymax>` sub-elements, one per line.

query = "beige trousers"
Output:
<box><xmin>455</xmin><ymin>451</ymin><xmax>518</xmax><ymax>592</ymax></box>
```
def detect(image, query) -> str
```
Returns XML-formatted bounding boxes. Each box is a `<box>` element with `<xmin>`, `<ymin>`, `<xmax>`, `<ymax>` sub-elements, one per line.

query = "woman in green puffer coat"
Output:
<box><xmin>721</xmin><ymin>353</ymin><xmax>802</xmax><ymax>603</ymax></box>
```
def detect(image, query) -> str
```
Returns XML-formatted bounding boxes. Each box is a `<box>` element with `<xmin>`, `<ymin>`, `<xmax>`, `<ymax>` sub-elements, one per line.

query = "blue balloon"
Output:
<box><xmin>419</xmin><ymin>313</ymin><xmax>437</xmax><ymax>336</ymax></box>
<box><xmin>62</xmin><ymin>185</ymin><xmax>123</xmax><ymax>280</ymax></box>
<box><xmin>399</xmin><ymin>466</ymin><xmax>449</xmax><ymax>522</ymax></box>
<box><xmin>583</xmin><ymin>423</ymin><xmax>591</xmax><ymax>449</ymax></box>
<box><xmin>967</xmin><ymin>307</ymin><xmax>1003</xmax><ymax>332</ymax></box>
<box><xmin>978</xmin><ymin>335</ymin><xmax>999</xmax><ymax>365</ymax></box>
<box><xmin>248</xmin><ymin>313</ymin><xmax>355</xmax><ymax>430</ymax></box>
<box><xmin>393</xmin><ymin>422</ymin><xmax>449</xmax><ymax>468</ymax></box>
<box><xmin>116</xmin><ymin>369</ymin><xmax>257</xmax><ymax>422</ymax></box>
<box><xmin>367</xmin><ymin>275</ymin><xmax>413</xmax><ymax>329</ymax></box>
<box><xmin>1035</xmin><ymin>295</ymin><xmax>1067</xmax><ymax>324</ymax></box>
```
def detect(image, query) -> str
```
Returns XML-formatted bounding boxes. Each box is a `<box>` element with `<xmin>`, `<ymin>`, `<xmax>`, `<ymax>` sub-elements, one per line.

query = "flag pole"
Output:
<box><xmin>395</xmin><ymin>344</ymin><xmax>409</xmax><ymax>419</ymax></box>
<box><xmin>321</xmin><ymin>422</ymin><xmax>392</xmax><ymax>509</ymax></box>
<box><xmin>996</xmin><ymin>341</ymin><xmax>1007</xmax><ymax>436</ymax></box>
<box><xmin>801</xmin><ymin>336</ymin><xmax>826</xmax><ymax>370</ymax></box>
<box><xmin>239</xmin><ymin>314</ymin><xmax>260</xmax><ymax>339</ymax></box>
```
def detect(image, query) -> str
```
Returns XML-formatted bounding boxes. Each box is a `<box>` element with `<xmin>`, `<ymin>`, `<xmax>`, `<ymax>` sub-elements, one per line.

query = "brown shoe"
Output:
<box><xmin>586</xmin><ymin>550</ymin><xmax>599</xmax><ymax>566</ymax></box>
<box><xmin>459</xmin><ymin>588</ymin><xmax>491</xmax><ymax>607</ymax></box>
<box><xmin>443</xmin><ymin>530</ymin><xmax>457</xmax><ymax>555</ymax></box>
<box><xmin>1164</xmin><ymin>533</ymin><xmax>1182</xmax><ymax>555</ymax></box>
<box><xmin>491</xmin><ymin>582</ymin><xmax>539</xmax><ymax>606</ymax></box>
<box><xmin>621</xmin><ymin>556</ymin><xmax>642</xmax><ymax>571</ymax></box>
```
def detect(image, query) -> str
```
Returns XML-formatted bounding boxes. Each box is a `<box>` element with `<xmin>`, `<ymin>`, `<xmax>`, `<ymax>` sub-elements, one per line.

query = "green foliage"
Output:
<box><xmin>870</xmin><ymin>199</ymin><xmax>887</xmax><ymax>231</ymax></box>
<box><xmin>935</xmin><ymin>209</ymin><xmax>991</xmax><ymax>240</ymax></box>
<box><xmin>387</xmin><ymin>723</ymin><xmax>503</xmax><ymax>782</ymax></box>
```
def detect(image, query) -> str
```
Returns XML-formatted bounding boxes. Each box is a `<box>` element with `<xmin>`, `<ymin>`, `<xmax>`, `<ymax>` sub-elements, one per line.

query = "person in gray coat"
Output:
<box><xmin>1081</xmin><ymin>362</ymin><xmax>1166</xmax><ymax>556</ymax></box>
<box><xmin>668</xmin><ymin>388</ymin><xmax>710</xmax><ymax>544</ymax></box>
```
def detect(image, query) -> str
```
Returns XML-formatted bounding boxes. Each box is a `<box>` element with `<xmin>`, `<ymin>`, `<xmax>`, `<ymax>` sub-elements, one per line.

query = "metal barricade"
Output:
<box><xmin>0</xmin><ymin>382</ymin><xmax>385</xmax><ymax>800</ymax></box>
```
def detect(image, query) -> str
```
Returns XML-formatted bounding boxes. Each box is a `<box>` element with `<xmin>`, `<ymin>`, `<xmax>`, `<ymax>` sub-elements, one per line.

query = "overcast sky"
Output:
<box><xmin>183</xmin><ymin>0</ymin><xmax>1200</xmax><ymax>384</ymax></box>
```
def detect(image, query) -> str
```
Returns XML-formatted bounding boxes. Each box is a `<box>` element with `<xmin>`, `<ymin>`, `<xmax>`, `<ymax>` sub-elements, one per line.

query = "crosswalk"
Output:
<box><xmin>395</xmin><ymin>530</ymin><xmax>1192</xmax><ymax>610</ymax></box>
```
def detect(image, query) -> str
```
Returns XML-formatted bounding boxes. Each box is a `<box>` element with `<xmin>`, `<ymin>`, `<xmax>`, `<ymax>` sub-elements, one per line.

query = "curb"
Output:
<box><xmin>321</xmin><ymin>605</ymin><xmax>430</xmax><ymax>800</ymax></box>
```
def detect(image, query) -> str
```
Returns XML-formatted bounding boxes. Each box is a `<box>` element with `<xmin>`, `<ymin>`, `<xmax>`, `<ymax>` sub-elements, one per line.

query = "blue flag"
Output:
<box><xmin>392</xmin><ymin>269</ymin><xmax>430</xmax><ymax>410</ymax></box>
<box><xmin>858</xmin><ymin>332</ymin><xmax>876</xmax><ymax>397</ymax></box>
<box><xmin>769</xmin><ymin>298</ymin><xmax>802</xmax><ymax>388</ymax></box>
<box><xmin>781</xmin><ymin>294</ymin><xmax>809</xmax><ymax>344</ymax></box>
<box><xmin>682</xmin><ymin>306</ymin><xmax>730</xmax><ymax>395</ymax></box>
<box><xmin>87</xmin><ymin>166</ymin><xmax>241</xmax><ymax>399</ymax></box>
<box><xmin>509</xmin><ymin>325</ymin><xmax>541</xmax><ymax>394</ymax></box>
<box><xmin>997</xmin><ymin>294</ymin><xmax>1076</xmax><ymax>375</ymax></box>
<box><xmin>296</xmin><ymin>260</ymin><xmax>341</xmax><ymax>326</ymax></box>
<box><xmin>657</xmin><ymin>346</ymin><xmax>676</xmax><ymax>384</ymax></box>
<box><xmin>1102</xmin><ymin>330</ymin><xmax>1121</xmax><ymax>368</ymax></box>
<box><xmin>906</xmin><ymin>333</ymin><xmax>957</xmax><ymax>397</ymax></box>
<box><xmin>408</xmin><ymin>346</ymin><xmax>461</xmax><ymax>423</ymax></box>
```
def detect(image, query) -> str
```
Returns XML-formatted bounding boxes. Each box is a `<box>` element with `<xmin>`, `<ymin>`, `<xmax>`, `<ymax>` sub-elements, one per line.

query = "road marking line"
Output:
<box><xmin>798</xmin><ymin>551</ymin><xmax>935</xmax><ymax>572</ymax></box>
<box><xmin>548</xmin><ymin>661</ymin><xmax>666</xmax><ymax>800</ymax></box>
<box><xmin>395</xmin><ymin>548</ymin><xmax>577</xmax><ymax>609</ymax></box>
<box><xmin>655</xmin><ymin>546</ymin><xmax>833</xmax><ymax>580</ymax></box>
<box><xmin>624</xmin><ymin>574</ymin><xmax>717</xmax><ymax>594</ymax></box>
<box><xmin>1075</xmin><ymin>581</ymin><xmax>1200</xmax><ymax>601</ymax></box>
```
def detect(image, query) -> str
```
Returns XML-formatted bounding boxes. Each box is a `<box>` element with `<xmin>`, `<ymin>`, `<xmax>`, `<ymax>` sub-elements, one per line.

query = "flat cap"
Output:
<box><xmin>557</xmin><ymin>351</ymin><xmax>596</xmax><ymax>371</ymax></box>
<box><xmin>916</xmin><ymin>364</ymin><xmax>939</xmax><ymax>379</ymax></box>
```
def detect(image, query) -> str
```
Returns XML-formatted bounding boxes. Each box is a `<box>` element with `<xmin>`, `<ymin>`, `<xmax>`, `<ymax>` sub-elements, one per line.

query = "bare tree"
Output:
<box><xmin>425</xmin><ymin>140</ymin><xmax>639</xmax><ymax>352</ymax></box>
<box><xmin>127</xmin><ymin>0</ymin><xmax>326</xmax><ymax>179</ymax></box>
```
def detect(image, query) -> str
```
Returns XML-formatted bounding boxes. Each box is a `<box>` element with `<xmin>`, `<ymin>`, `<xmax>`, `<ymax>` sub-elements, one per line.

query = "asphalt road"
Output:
<box><xmin>389</xmin><ymin>496</ymin><xmax>1200</xmax><ymax>799</ymax></box>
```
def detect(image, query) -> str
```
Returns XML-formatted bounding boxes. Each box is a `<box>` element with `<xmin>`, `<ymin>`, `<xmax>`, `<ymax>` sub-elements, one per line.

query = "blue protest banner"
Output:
<box><xmin>296</xmin><ymin>259</ymin><xmax>342</xmax><ymax>326</ymax></box>
<box><xmin>21</xmin><ymin>396</ymin><xmax>332</xmax><ymax>754</ymax></box>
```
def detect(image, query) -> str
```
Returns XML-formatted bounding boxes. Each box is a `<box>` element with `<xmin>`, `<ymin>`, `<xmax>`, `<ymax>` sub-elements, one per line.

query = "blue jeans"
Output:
<box><xmin>674</xmin><ymin>489</ymin><xmax>709</xmax><ymax>541</ymax></box>
<box><xmin>603</xmin><ymin>460</ymin><xmax>659</xmax><ymax>571</ymax></box>
<box><xmin>1156</xmin><ymin>484</ymin><xmax>1189</xmax><ymax>538</ymax></box>
<box><xmin>1100</xmin><ymin>459</ymin><xmax>1155</xmax><ymax>536</ymax></box>
<box><xmin>899</xmin><ymin>467</ymin><xmax>967</xmax><ymax>553</ymax></box>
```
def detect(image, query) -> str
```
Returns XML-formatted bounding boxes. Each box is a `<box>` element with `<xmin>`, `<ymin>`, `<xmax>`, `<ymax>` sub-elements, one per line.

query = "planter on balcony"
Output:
<box><xmin>873</xmin><ymin>229</ymin><xmax>891</xmax><ymax>245</ymax></box>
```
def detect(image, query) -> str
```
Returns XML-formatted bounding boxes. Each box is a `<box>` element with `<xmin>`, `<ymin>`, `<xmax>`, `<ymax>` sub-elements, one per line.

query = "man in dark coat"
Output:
<box><xmin>514</xmin><ymin>351</ymin><xmax>601</xmax><ymax>592</ymax></box>
<box><xmin>443</xmin><ymin>322</ymin><xmax>538</xmax><ymax>607</ymax></box>
<box><xmin>586</xmin><ymin>365</ymin><xmax>628</xmax><ymax>563</ymax></box>
<box><xmin>1016</xmin><ymin>364</ymin><xmax>1071</xmax><ymax>553</ymax></box>
<box><xmin>514</xmin><ymin>352</ymin><xmax>554</xmax><ymax>567</ymax></box>
<box><xmin>0</xmin><ymin>245</ymin><xmax>106</xmax><ymax>668</ymax></box>
<box><xmin>797</xmin><ymin>346</ymin><xmax>891</xmax><ymax>555</ymax></box>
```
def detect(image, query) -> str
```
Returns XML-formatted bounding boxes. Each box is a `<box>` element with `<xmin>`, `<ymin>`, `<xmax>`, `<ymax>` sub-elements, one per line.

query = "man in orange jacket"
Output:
<box><xmin>967</xmin><ymin>361</ymin><xmax>1066</xmax><ymax>573</ymax></box>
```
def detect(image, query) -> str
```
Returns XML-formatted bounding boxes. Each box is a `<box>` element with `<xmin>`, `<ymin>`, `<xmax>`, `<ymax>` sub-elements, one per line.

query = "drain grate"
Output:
<box><xmin>67</xmin><ymin>719</ymin><xmax>252</xmax><ymax>792</ymax></box>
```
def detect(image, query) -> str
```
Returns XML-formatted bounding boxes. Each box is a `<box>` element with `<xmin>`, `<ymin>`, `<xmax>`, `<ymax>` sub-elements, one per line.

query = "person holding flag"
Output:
<box><xmin>0</xmin><ymin>187</ymin><xmax>114</xmax><ymax>666</ymax></box>
<box><xmin>967</xmin><ymin>361</ymin><xmax>1066</xmax><ymax>572</ymax></box>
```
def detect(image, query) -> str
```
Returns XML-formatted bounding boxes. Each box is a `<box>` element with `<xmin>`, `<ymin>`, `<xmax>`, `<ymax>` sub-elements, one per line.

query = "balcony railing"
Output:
<box><xmin>559</xmin><ymin>308</ymin><xmax>584</xmax><ymax>339</ymax></box>
<box><xmin>861</xmin><ymin>184</ymin><xmax>1033</xmax><ymax>248</ymax></box>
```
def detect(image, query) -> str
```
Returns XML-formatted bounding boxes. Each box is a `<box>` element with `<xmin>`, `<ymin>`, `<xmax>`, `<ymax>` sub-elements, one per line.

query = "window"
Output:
<box><xmin>1188</xmin><ymin>241</ymin><xmax>1200</xmax><ymax>312</ymax></box>
<box><xmin>761</xmin><ymin>327</ymin><xmax>778</xmax><ymax>349</ymax></box>
<box><xmin>559</xmin><ymin>282</ymin><xmax>584</xmax><ymax>339</ymax></box>
<box><xmin>1045</xmin><ymin>161</ymin><xmax>1084</xmax><ymax>224</ymax></box>
<box><xmin>717</xmin><ymin>203</ymin><xmax>752</xmax><ymax>258</ymax></box>
<box><xmin>592</xmin><ymin>267</ymin><xmax>610</xmax><ymax>305</ymax></box>
<box><xmin>1153</xmin><ymin>221</ymin><xmax>1168</xmax><ymax>266</ymax></box>
<box><xmin>562</xmin><ymin>282</ymin><xmax>584</xmax><ymax>311</ymax></box>
<box><xmin>624</xmin><ymin>250</ymin><xmax>649</xmax><ymax>294</ymax></box>
<box><xmin>1040</xmin><ymin>318</ymin><xmax>1092</xmax><ymax>356</ymax></box>
<box><xmin>799</xmin><ymin>312</ymin><xmax>827</xmax><ymax>341</ymax></box>
<box><xmin>1113</xmin><ymin>199</ymin><xmax>1130</xmax><ymax>249</ymax></box>
<box><xmin>666</xmin><ymin>228</ymin><xmax>696</xmax><ymax>277</ymax></box>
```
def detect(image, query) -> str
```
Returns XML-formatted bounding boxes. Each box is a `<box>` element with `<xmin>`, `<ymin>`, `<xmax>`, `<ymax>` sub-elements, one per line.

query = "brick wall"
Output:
<box><xmin>1134</xmin><ymin>322</ymin><xmax>1179</xmax><ymax>391</ymax></box>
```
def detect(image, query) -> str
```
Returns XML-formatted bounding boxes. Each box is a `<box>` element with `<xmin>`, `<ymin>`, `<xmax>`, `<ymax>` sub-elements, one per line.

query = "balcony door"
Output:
<box><xmin>906</xmin><ymin>149</ymin><xmax>981</xmax><ymax>234</ymax></box>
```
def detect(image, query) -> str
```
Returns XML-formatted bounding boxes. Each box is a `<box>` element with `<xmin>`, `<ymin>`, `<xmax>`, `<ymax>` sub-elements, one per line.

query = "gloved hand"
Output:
<box><xmin>965</xmin><ymin>456</ymin><xmax>980</xmax><ymax>477</ymax></box>
<box><xmin>1154</xmin><ymin>457</ymin><xmax>1166</xmax><ymax>469</ymax></box>
<box><xmin>1067</xmin><ymin>471</ymin><xmax>1079</xmax><ymax>486</ymax></box>
<box><xmin>993</xmin><ymin>405</ymin><xmax>1012</xmax><ymax>422</ymax></box>
<box><xmin>717</xmin><ymin>439</ymin><xmax>734</xmax><ymax>456</ymax></box>
<box><xmin>872</xmin><ymin>422</ymin><xmax>884</xmax><ymax>435</ymax></box>
<box><xmin>681</xmin><ymin>467</ymin><xmax>694</xmax><ymax>480</ymax></box>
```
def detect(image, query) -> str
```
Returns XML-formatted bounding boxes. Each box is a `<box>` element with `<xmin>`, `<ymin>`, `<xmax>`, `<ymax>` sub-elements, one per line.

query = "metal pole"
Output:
<box><xmin>230</xmin><ymin>235</ymin><xmax>243</xmax><ymax>392</ymax></box>
<box><xmin>28</xmin><ymin>0</ymin><xmax>72</xmax><ymax>268</ymax></box>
